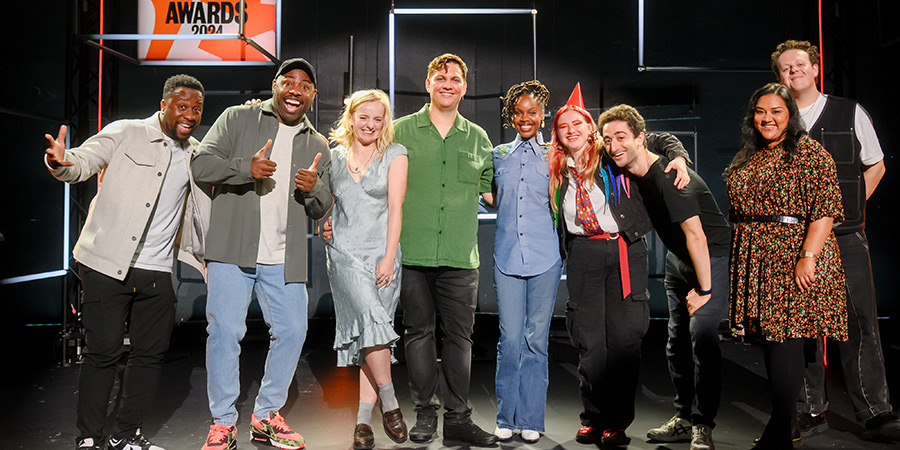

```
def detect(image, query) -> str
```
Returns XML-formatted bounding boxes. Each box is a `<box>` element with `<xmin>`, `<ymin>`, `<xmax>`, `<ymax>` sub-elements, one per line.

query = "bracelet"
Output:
<box><xmin>696</xmin><ymin>287</ymin><xmax>713</xmax><ymax>296</ymax></box>
<box><xmin>799</xmin><ymin>249</ymin><xmax>817</xmax><ymax>259</ymax></box>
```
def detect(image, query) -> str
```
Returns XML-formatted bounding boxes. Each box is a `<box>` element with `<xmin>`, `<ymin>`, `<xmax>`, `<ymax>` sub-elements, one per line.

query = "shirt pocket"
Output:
<box><xmin>534</xmin><ymin>160</ymin><xmax>551</xmax><ymax>180</ymax></box>
<box><xmin>458</xmin><ymin>151</ymin><xmax>480</xmax><ymax>185</ymax></box>
<box><xmin>124</xmin><ymin>146</ymin><xmax>158</xmax><ymax>167</ymax></box>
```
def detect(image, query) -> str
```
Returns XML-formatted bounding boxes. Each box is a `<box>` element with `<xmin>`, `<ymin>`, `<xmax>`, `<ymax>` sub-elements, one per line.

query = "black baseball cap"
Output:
<box><xmin>275</xmin><ymin>58</ymin><xmax>316</xmax><ymax>86</ymax></box>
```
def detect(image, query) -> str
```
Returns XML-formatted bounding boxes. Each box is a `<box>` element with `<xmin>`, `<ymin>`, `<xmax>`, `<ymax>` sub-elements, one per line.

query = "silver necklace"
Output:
<box><xmin>349</xmin><ymin>148</ymin><xmax>376</xmax><ymax>174</ymax></box>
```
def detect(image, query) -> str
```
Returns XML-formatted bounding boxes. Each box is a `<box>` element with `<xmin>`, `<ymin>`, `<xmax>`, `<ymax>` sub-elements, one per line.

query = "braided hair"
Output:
<box><xmin>500</xmin><ymin>80</ymin><xmax>550</xmax><ymax>128</ymax></box>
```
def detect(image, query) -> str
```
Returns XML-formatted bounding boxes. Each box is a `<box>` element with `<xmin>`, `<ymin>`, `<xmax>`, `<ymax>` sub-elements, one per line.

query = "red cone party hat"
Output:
<box><xmin>565</xmin><ymin>82</ymin><xmax>585</xmax><ymax>109</ymax></box>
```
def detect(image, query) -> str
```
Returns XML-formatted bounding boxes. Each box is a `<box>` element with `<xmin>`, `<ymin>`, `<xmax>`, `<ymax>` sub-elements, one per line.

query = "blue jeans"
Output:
<box><xmin>206</xmin><ymin>262</ymin><xmax>309</xmax><ymax>426</ymax></box>
<box><xmin>494</xmin><ymin>261</ymin><xmax>563</xmax><ymax>432</ymax></box>
<box><xmin>664</xmin><ymin>253</ymin><xmax>729</xmax><ymax>428</ymax></box>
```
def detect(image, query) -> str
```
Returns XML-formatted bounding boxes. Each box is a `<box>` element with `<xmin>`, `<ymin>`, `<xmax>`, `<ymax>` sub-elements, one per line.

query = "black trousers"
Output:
<box><xmin>400</xmin><ymin>265</ymin><xmax>479</xmax><ymax>425</ymax></box>
<box><xmin>799</xmin><ymin>231</ymin><xmax>893</xmax><ymax>421</ymax></box>
<box><xmin>76</xmin><ymin>263</ymin><xmax>176</xmax><ymax>441</ymax></box>
<box><xmin>664</xmin><ymin>254</ymin><xmax>730</xmax><ymax>428</ymax></box>
<box><xmin>564</xmin><ymin>237</ymin><xmax>649</xmax><ymax>430</ymax></box>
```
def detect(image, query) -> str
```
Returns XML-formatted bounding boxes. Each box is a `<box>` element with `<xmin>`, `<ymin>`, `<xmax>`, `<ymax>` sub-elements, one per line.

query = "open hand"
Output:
<box><xmin>45</xmin><ymin>125</ymin><xmax>73</xmax><ymax>169</ymax></box>
<box><xmin>795</xmin><ymin>258</ymin><xmax>816</xmax><ymax>292</ymax></box>
<box><xmin>664</xmin><ymin>156</ymin><xmax>690</xmax><ymax>189</ymax></box>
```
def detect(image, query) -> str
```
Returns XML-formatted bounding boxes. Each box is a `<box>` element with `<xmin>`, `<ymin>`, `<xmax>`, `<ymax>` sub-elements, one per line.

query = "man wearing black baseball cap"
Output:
<box><xmin>192</xmin><ymin>58</ymin><xmax>332</xmax><ymax>450</ymax></box>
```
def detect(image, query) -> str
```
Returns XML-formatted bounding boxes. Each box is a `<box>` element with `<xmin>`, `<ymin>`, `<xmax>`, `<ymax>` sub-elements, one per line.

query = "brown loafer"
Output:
<box><xmin>382</xmin><ymin>407</ymin><xmax>408</xmax><ymax>443</ymax></box>
<box><xmin>353</xmin><ymin>423</ymin><xmax>375</xmax><ymax>450</ymax></box>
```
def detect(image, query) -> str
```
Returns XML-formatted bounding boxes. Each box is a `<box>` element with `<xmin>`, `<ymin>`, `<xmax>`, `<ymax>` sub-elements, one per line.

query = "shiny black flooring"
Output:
<box><xmin>4</xmin><ymin>317</ymin><xmax>898</xmax><ymax>450</ymax></box>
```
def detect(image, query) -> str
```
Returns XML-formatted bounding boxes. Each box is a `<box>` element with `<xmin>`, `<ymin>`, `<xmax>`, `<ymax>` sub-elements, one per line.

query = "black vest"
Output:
<box><xmin>806</xmin><ymin>96</ymin><xmax>866</xmax><ymax>234</ymax></box>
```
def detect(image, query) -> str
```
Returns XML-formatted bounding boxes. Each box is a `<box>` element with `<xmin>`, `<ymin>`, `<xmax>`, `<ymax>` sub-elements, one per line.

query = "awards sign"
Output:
<box><xmin>138</xmin><ymin>0</ymin><xmax>279</xmax><ymax>63</ymax></box>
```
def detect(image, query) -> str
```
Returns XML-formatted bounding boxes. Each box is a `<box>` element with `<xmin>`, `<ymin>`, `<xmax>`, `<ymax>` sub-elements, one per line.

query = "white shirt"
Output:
<box><xmin>257</xmin><ymin>122</ymin><xmax>304</xmax><ymax>264</ymax></box>
<box><xmin>133</xmin><ymin>133</ymin><xmax>191</xmax><ymax>272</ymax></box>
<box><xmin>799</xmin><ymin>93</ymin><xmax>884</xmax><ymax>166</ymax></box>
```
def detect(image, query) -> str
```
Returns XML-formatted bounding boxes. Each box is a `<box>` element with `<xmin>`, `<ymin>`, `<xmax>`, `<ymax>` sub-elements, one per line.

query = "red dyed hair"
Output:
<box><xmin>548</xmin><ymin>104</ymin><xmax>602</xmax><ymax>213</ymax></box>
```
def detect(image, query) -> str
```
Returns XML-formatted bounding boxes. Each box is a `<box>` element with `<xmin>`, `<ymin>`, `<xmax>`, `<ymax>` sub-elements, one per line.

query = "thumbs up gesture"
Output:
<box><xmin>45</xmin><ymin>125</ymin><xmax>73</xmax><ymax>170</ymax></box>
<box><xmin>251</xmin><ymin>140</ymin><xmax>276</xmax><ymax>179</ymax></box>
<box><xmin>295</xmin><ymin>152</ymin><xmax>321</xmax><ymax>192</ymax></box>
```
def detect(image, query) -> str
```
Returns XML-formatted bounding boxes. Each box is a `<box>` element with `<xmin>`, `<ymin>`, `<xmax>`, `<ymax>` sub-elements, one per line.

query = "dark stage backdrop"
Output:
<box><xmin>3</xmin><ymin>1</ymin><xmax>896</xmax><ymax>339</ymax></box>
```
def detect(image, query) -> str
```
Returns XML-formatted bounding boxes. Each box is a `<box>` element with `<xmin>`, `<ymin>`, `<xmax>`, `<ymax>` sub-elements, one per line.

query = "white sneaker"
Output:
<box><xmin>76</xmin><ymin>437</ymin><xmax>103</xmax><ymax>450</ymax></box>
<box><xmin>647</xmin><ymin>415</ymin><xmax>692</xmax><ymax>442</ymax></box>
<box><xmin>108</xmin><ymin>432</ymin><xmax>165</xmax><ymax>450</ymax></box>
<box><xmin>690</xmin><ymin>424</ymin><xmax>715</xmax><ymax>450</ymax></box>
<box><xmin>493</xmin><ymin>426</ymin><xmax>513</xmax><ymax>441</ymax></box>
<box><xmin>521</xmin><ymin>429</ymin><xmax>541</xmax><ymax>443</ymax></box>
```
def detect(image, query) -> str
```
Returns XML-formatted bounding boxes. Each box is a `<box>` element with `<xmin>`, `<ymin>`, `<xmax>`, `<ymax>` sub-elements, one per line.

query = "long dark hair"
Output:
<box><xmin>723</xmin><ymin>83</ymin><xmax>806</xmax><ymax>178</ymax></box>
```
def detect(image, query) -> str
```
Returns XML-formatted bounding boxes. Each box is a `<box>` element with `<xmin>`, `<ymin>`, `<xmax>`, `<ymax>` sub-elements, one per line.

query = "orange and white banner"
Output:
<box><xmin>138</xmin><ymin>0</ymin><xmax>278</xmax><ymax>62</ymax></box>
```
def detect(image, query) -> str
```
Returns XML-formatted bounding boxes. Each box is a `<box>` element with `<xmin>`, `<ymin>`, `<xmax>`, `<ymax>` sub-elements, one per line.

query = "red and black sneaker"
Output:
<box><xmin>575</xmin><ymin>426</ymin><xmax>599</xmax><ymax>444</ymax></box>
<box><xmin>601</xmin><ymin>429</ymin><xmax>631</xmax><ymax>446</ymax></box>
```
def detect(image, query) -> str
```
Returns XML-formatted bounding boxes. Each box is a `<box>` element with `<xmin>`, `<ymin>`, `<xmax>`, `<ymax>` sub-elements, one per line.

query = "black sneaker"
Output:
<box><xmin>76</xmin><ymin>437</ymin><xmax>104</xmax><ymax>450</ymax></box>
<box><xmin>443</xmin><ymin>421</ymin><xmax>499</xmax><ymax>447</ymax></box>
<box><xmin>864</xmin><ymin>412</ymin><xmax>900</xmax><ymax>444</ymax></box>
<box><xmin>409</xmin><ymin>414</ymin><xmax>438</xmax><ymax>443</ymax></box>
<box><xmin>108</xmin><ymin>433</ymin><xmax>164</xmax><ymax>450</ymax></box>
<box><xmin>792</xmin><ymin>412</ymin><xmax>826</xmax><ymax>447</ymax></box>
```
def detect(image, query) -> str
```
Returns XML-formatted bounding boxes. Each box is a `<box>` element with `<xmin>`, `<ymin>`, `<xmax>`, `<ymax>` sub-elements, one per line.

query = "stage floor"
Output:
<box><xmin>5</xmin><ymin>317</ymin><xmax>898</xmax><ymax>450</ymax></box>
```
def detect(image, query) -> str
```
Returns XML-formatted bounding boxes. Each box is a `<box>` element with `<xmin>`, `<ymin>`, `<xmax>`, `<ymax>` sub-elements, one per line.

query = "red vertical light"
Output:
<box><xmin>818</xmin><ymin>0</ymin><xmax>825</xmax><ymax>94</ymax></box>
<box><xmin>97</xmin><ymin>0</ymin><xmax>104</xmax><ymax>188</ymax></box>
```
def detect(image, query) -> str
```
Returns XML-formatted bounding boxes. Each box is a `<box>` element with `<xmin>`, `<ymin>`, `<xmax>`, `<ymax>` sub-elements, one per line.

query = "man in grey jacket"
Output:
<box><xmin>45</xmin><ymin>74</ymin><xmax>209</xmax><ymax>450</ymax></box>
<box><xmin>191</xmin><ymin>58</ymin><xmax>331</xmax><ymax>450</ymax></box>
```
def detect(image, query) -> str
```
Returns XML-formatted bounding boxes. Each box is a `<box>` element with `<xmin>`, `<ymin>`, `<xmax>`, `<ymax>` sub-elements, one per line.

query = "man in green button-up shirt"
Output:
<box><xmin>393</xmin><ymin>53</ymin><xmax>497</xmax><ymax>447</ymax></box>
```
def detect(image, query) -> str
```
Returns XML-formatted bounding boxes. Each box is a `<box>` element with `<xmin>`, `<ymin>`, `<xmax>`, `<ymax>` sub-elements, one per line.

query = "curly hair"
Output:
<box><xmin>723</xmin><ymin>83</ymin><xmax>806</xmax><ymax>179</ymax></box>
<box><xmin>427</xmin><ymin>53</ymin><xmax>468</xmax><ymax>82</ymax></box>
<box><xmin>770</xmin><ymin>40</ymin><xmax>820</xmax><ymax>81</ymax></box>
<box><xmin>500</xmin><ymin>80</ymin><xmax>550</xmax><ymax>129</ymax></box>
<box><xmin>596</xmin><ymin>104</ymin><xmax>646</xmax><ymax>139</ymax></box>
<box><xmin>329</xmin><ymin>89</ymin><xmax>394</xmax><ymax>160</ymax></box>
<box><xmin>162</xmin><ymin>74</ymin><xmax>204</xmax><ymax>98</ymax></box>
<box><xmin>548</xmin><ymin>105</ymin><xmax>602</xmax><ymax>213</ymax></box>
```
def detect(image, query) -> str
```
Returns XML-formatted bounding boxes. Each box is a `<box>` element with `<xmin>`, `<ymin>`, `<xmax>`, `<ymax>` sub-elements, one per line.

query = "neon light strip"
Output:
<box><xmin>1</xmin><ymin>270</ymin><xmax>67</xmax><ymax>285</ymax></box>
<box><xmin>393</xmin><ymin>8</ymin><xmax>535</xmax><ymax>15</ymax></box>
<box><xmin>818</xmin><ymin>0</ymin><xmax>824</xmax><ymax>93</ymax></box>
<box><xmin>389</xmin><ymin>11</ymin><xmax>395</xmax><ymax>114</ymax></box>
<box><xmin>638</xmin><ymin>0</ymin><xmax>645</xmax><ymax>67</ymax></box>
<box><xmin>98</xmin><ymin>0</ymin><xmax>104</xmax><ymax>134</ymax></box>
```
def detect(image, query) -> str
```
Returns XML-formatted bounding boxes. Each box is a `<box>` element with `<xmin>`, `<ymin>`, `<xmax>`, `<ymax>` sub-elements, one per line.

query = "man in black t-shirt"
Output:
<box><xmin>599</xmin><ymin>104</ymin><xmax>731</xmax><ymax>450</ymax></box>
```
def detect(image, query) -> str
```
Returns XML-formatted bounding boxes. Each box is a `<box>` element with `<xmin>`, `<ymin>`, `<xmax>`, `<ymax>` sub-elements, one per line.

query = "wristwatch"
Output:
<box><xmin>799</xmin><ymin>249</ymin><xmax>817</xmax><ymax>259</ymax></box>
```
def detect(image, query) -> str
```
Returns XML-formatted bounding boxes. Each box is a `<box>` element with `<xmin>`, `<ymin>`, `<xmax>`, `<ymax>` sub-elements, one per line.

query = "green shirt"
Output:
<box><xmin>394</xmin><ymin>104</ymin><xmax>493</xmax><ymax>268</ymax></box>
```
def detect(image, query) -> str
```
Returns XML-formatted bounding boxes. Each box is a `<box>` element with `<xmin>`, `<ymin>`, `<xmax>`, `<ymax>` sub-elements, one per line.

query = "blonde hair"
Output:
<box><xmin>427</xmin><ymin>53</ymin><xmax>468</xmax><ymax>82</ymax></box>
<box><xmin>329</xmin><ymin>89</ymin><xmax>394</xmax><ymax>159</ymax></box>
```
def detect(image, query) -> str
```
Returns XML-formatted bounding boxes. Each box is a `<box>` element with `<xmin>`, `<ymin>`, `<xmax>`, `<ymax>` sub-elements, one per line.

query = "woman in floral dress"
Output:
<box><xmin>724</xmin><ymin>82</ymin><xmax>846</xmax><ymax>449</ymax></box>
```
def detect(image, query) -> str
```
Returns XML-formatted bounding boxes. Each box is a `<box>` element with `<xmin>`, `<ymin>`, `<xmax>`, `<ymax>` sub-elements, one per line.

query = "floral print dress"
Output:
<box><xmin>727</xmin><ymin>135</ymin><xmax>847</xmax><ymax>342</ymax></box>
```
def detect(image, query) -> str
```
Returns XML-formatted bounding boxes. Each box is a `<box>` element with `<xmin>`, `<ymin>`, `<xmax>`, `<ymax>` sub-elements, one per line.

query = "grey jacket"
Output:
<box><xmin>49</xmin><ymin>114</ymin><xmax>212</xmax><ymax>280</ymax></box>
<box><xmin>191</xmin><ymin>99</ymin><xmax>332</xmax><ymax>283</ymax></box>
